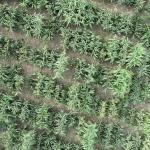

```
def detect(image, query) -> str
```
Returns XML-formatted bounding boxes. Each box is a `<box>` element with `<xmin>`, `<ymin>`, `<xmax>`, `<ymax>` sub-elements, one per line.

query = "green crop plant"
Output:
<box><xmin>53</xmin><ymin>51</ymin><xmax>69</xmax><ymax>79</ymax></box>
<box><xmin>126</xmin><ymin>43</ymin><xmax>147</xmax><ymax>68</ymax></box>
<box><xmin>20</xmin><ymin>130</ymin><xmax>36</xmax><ymax>150</ymax></box>
<box><xmin>28</xmin><ymin>73</ymin><xmax>56</xmax><ymax>98</ymax></box>
<box><xmin>19</xmin><ymin>0</ymin><xmax>48</xmax><ymax>9</ymax></box>
<box><xmin>102</xmin><ymin>123</ymin><xmax>114</xmax><ymax>148</ymax></box>
<box><xmin>0</xmin><ymin>118</ymin><xmax>82</xmax><ymax>150</ymax></box>
<box><xmin>105</xmin><ymin>35</ymin><xmax>131</xmax><ymax>65</ymax></box>
<box><xmin>53</xmin><ymin>111</ymin><xmax>68</xmax><ymax>136</ymax></box>
<box><xmin>136</xmin><ymin>109</ymin><xmax>146</xmax><ymax>130</ymax></box>
<box><xmin>61</xmin><ymin>28</ymin><xmax>103</xmax><ymax>59</ymax></box>
<box><xmin>28</xmin><ymin>45</ymin><xmax>59</xmax><ymax>69</ymax></box>
<box><xmin>0</xmin><ymin>5</ymin><xmax>63</xmax><ymax>40</ymax></box>
<box><xmin>0</xmin><ymin>35</ymin><xmax>24</xmax><ymax>59</ymax></box>
<box><xmin>146</xmin><ymin>1</ymin><xmax>150</xmax><ymax>19</ymax></box>
<box><xmin>20</xmin><ymin>12</ymin><xmax>60</xmax><ymax>40</ymax></box>
<box><xmin>96</xmin><ymin>8</ymin><xmax>114</xmax><ymax>31</ymax></box>
<box><xmin>0</xmin><ymin>4</ymin><xmax>23</xmax><ymax>31</ymax></box>
<box><xmin>141</xmin><ymin>24</ymin><xmax>150</xmax><ymax>48</ymax></box>
<box><xmin>73</xmin><ymin>58</ymin><xmax>96</xmax><ymax>83</ymax></box>
<box><xmin>121</xmin><ymin>133</ymin><xmax>143</xmax><ymax>150</ymax></box>
<box><xmin>35</xmin><ymin>103</ymin><xmax>52</xmax><ymax>129</ymax></box>
<box><xmin>0</xmin><ymin>90</ymin><xmax>83</xmax><ymax>149</ymax></box>
<box><xmin>128</xmin><ymin>77</ymin><xmax>150</xmax><ymax>103</ymax></box>
<box><xmin>76</xmin><ymin>118</ymin><xmax>98</xmax><ymax>150</ymax></box>
<box><xmin>142</xmin><ymin>136</ymin><xmax>150</xmax><ymax>150</ymax></box>
<box><xmin>0</xmin><ymin>65</ymin><xmax>24</xmax><ymax>95</ymax></box>
<box><xmin>106</xmin><ymin>0</ymin><xmax>145</xmax><ymax>12</ymax></box>
<box><xmin>0</xmin><ymin>124</ymin><xmax>20</xmax><ymax>150</ymax></box>
<box><xmin>19</xmin><ymin>100</ymin><xmax>35</xmax><ymax>123</ymax></box>
<box><xmin>104</xmin><ymin>66</ymin><xmax>133</xmax><ymax>98</ymax></box>
<box><xmin>143</xmin><ymin>108</ymin><xmax>150</xmax><ymax>137</ymax></box>
<box><xmin>97</xmin><ymin>122</ymin><xmax>124</xmax><ymax>148</ymax></box>
<box><xmin>67</xmin><ymin>83</ymin><xmax>97</xmax><ymax>112</ymax></box>
<box><xmin>51</xmin><ymin>0</ymin><xmax>96</xmax><ymax>27</ymax></box>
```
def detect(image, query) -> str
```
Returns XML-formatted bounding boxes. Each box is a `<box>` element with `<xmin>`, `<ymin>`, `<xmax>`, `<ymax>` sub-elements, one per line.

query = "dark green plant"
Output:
<box><xmin>0</xmin><ymin>65</ymin><xmax>24</xmax><ymax>95</ymax></box>
<box><xmin>61</xmin><ymin>28</ymin><xmax>103</xmax><ymax>59</ymax></box>
<box><xmin>105</xmin><ymin>35</ymin><xmax>131</xmax><ymax>64</ymax></box>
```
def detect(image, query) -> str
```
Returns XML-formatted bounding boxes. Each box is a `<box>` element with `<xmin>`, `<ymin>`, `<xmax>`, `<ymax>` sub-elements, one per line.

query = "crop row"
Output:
<box><xmin>0</xmin><ymin>4</ymin><xmax>63</xmax><ymax>40</ymax></box>
<box><xmin>0</xmin><ymin>34</ymin><xmax>131</xmax><ymax>97</ymax></box>
<box><xmin>0</xmin><ymin>64</ymin><xmax>148</xmax><ymax>129</ymax></box>
<box><xmin>102</xmin><ymin>0</ymin><xmax>146</xmax><ymax>12</ymax></box>
<box><xmin>1</xmin><ymin>27</ymin><xmax>149</xmax><ymax>79</ymax></box>
<box><xmin>18</xmin><ymin>0</ymin><xmax>146</xmax><ymax>12</ymax></box>
<box><xmin>0</xmin><ymin>34</ymin><xmax>149</xmax><ymax>99</ymax></box>
<box><xmin>1</xmin><ymin>34</ymin><xmax>149</xmax><ymax>102</ymax></box>
<box><xmin>0</xmin><ymin>90</ymin><xmax>150</xmax><ymax>149</ymax></box>
<box><xmin>0</xmin><ymin>90</ymin><xmax>83</xmax><ymax>149</ymax></box>
<box><xmin>0</xmin><ymin>120</ymin><xmax>82</xmax><ymax>150</ymax></box>
<box><xmin>13</xmin><ymin>0</ymin><xmax>150</xmax><ymax>47</ymax></box>
<box><xmin>61</xmin><ymin>28</ymin><xmax>150</xmax><ymax>77</ymax></box>
<box><xmin>0</xmin><ymin>2</ymin><xmax>150</xmax><ymax>47</ymax></box>
<box><xmin>1</xmin><ymin>27</ymin><xmax>150</xmax><ymax>78</ymax></box>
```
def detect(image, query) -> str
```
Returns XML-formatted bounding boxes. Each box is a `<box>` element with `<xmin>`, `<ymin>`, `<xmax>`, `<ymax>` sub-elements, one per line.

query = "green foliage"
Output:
<box><xmin>19</xmin><ymin>100</ymin><xmax>35</xmax><ymax>122</ymax></box>
<box><xmin>0</xmin><ymin>120</ymin><xmax>82</xmax><ymax>150</ymax></box>
<box><xmin>35</xmin><ymin>103</ymin><xmax>52</xmax><ymax>129</ymax></box>
<box><xmin>28</xmin><ymin>72</ymin><xmax>68</xmax><ymax>104</ymax></box>
<box><xmin>61</xmin><ymin>28</ymin><xmax>103</xmax><ymax>59</ymax></box>
<box><xmin>19</xmin><ymin>0</ymin><xmax>48</xmax><ymax>9</ymax></box>
<box><xmin>0</xmin><ymin>4</ymin><xmax>63</xmax><ymax>40</ymax></box>
<box><xmin>106</xmin><ymin>35</ymin><xmax>131</xmax><ymax>64</ymax></box>
<box><xmin>1</xmin><ymin>0</ymin><xmax>150</xmax><ymax>149</ymax></box>
<box><xmin>0</xmin><ymin>35</ymin><xmax>24</xmax><ymax>59</ymax></box>
<box><xmin>0</xmin><ymin>124</ymin><xmax>20</xmax><ymax>150</ymax></box>
<box><xmin>73</xmin><ymin>58</ymin><xmax>97</xmax><ymax>83</ymax></box>
<box><xmin>141</xmin><ymin>24</ymin><xmax>150</xmax><ymax>48</ymax></box>
<box><xmin>20</xmin><ymin>130</ymin><xmax>36</xmax><ymax>150</ymax></box>
<box><xmin>104</xmin><ymin>66</ymin><xmax>133</xmax><ymax>97</ymax></box>
<box><xmin>28</xmin><ymin>73</ymin><xmax>56</xmax><ymax>98</ymax></box>
<box><xmin>143</xmin><ymin>109</ymin><xmax>150</xmax><ymax>136</ymax></box>
<box><xmin>0</xmin><ymin>90</ymin><xmax>83</xmax><ymax>149</ymax></box>
<box><xmin>107</xmin><ymin>0</ymin><xmax>145</xmax><ymax>12</ymax></box>
<box><xmin>128</xmin><ymin>77</ymin><xmax>150</xmax><ymax>102</ymax></box>
<box><xmin>126</xmin><ymin>43</ymin><xmax>147</xmax><ymax>68</ymax></box>
<box><xmin>67</xmin><ymin>83</ymin><xmax>96</xmax><ymax>112</ymax></box>
<box><xmin>76</xmin><ymin>118</ymin><xmax>98</xmax><ymax>150</ymax></box>
<box><xmin>0</xmin><ymin>65</ymin><xmax>24</xmax><ymax>95</ymax></box>
<box><xmin>97</xmin><ymin>121</ymin><xmax>124</xmax><ymax>148</ymax></box>
<box><xmin>20</xmin><ymin>12</ymin><xmax>61</xmax><ymax>40</ymax></box>
<box><xmin>121</xmin><ymin>133</ymin><xmax>143</xmax><ymax>150</ymax></box>
<box><xmin>53</xmin><ymin>51</ymin><xmax>69</xmax><ymax>79</ymax></box>
<box><xmin>142</xmin><ymin>136</ymin><xmax>150</xmax><ymax>150</ymax></box>
<box><xmin>0</xmin><ymin>4</ymin><xmax>23</xmax><ymax>31</ymax></box>
<box><xmin>28</xmin><ymin>45</ymin><xmax>59</xmax><ymax>69</ymax></box>
<box><xmin>101</xmin><ymin>123</ymin><xmax>115</xmax><ymax>148</ymax></box>
<box><xmin>0</xmin><ymin>35</ymin><xmax>60</xmax><ymax>69</ymax></box>
<box><xmin>53</xmin><ymin>111</ymin><xmax>68</xmax><ymax>135</ymax></box>
<box><xmin>51</xmin><ymin>0</ymin><xmax>97</xmax><ymax>27</ymax></box>
<box><xmin>146</xmin><ymin>1</ymin><xmax>150</xmax><ymax>19</ymax></box>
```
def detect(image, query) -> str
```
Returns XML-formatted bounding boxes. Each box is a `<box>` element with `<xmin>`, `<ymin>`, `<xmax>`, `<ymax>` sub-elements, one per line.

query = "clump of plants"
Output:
<box><xmin>104</xmin><ymin>66</ymin><xmax>133</xmax><ymax>98</ymax></box>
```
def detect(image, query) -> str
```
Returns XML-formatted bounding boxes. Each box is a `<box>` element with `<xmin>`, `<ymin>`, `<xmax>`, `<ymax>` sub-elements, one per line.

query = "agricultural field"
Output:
<box><xmin>0</xmin><ymin>0</ymin><xmax>150</xmax><ymax>149</ymax></box>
